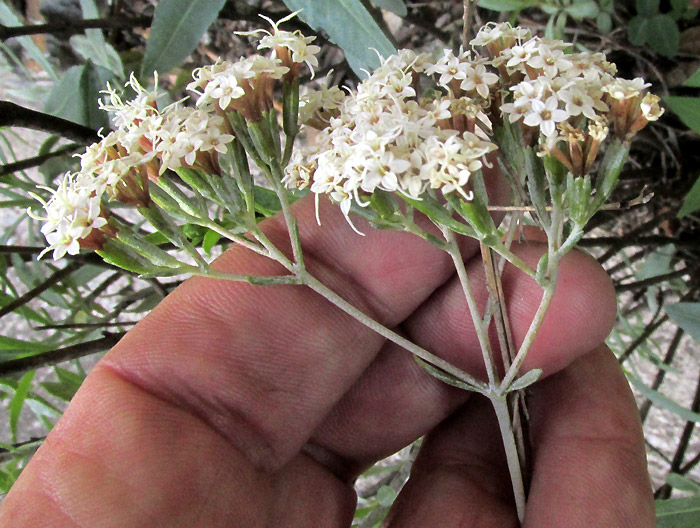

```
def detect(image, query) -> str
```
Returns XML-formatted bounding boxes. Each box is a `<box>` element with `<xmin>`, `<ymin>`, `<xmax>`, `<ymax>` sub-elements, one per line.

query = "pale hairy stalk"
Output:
<box><xmin>199</xmin><ymin>219</ymin><xmax>272</xmax><ymax>259</ymax></box>
<box><xmin>302</xmin><ymin>273</ymin><xmax>486</xmax><ymax>390</ymax></box>
<box><xmin>492</xmin><ymin>396</ymin><xmax>527</xmax><ymax>522</ymax></box>
<box><xmin>500</xmin><ymin>206</ymin><xmax>565</xmax><ymax>390</ymax></box>
<box><xmin>270</xmin><ymin>162</ymin><xmax>304</xmax><ymax>271</ymax></box>
<box><xmin>208</xmin><ymin>214</ymin><xmax>487</xmax><ymax>391</ymax></box>
<box><xmin>443</xmin><ymin>226</ymin><xmax>527</xmax><ymax>523</ymax></box>
<box><xmin>441</xmin><ymin>227</ymin><xmax>499</xmax><ymax>386</ymax></box>
<box><xmin>500</xmin><ymin>266</ymin><xmax>558</xmax><ymax>391</ymax></box>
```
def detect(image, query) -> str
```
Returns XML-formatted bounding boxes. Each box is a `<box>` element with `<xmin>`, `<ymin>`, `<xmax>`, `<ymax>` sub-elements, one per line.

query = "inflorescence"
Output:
<box><xmin>32</xmin><ymin>18</ymin><xmax>663</xmax><ymax>259</ymax></box>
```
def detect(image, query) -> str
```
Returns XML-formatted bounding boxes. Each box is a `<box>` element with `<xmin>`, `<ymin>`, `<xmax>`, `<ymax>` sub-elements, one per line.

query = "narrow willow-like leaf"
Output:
<box><xmin>282</xmin><ymin>0</ymin><xmax>396</xmax><ymax>75</ymax></box>
<box><xmin>665</xmin><ymin>302</ymin><xmax>700</xmax><ymax>343</ymax></box>
<box><xmin>656</xmin><ymin>497</ymin><xmax>700</xmax><ymax>527</ymax></box>
<box><xmin>678</xmin><ymin>175</ymin><xmax>700</xmax><ymax>217</ymax></box>
<box><xmin>508</xmin><ymin>369</ymin><xmax>542</xmax><ymax>391</ymax></box>
<box><xmin>141</xmin><ymin>0</ymin><xmax>227</xmax><ymax>75</ymax></box>
<box><xmin>373</xmin><ymin>0</ymin><xmax>408</xmax><ymax>16</ymax></box>
<box><xmin>414</xmin><ymin>357</ymin><xmax>482</xmax><ymax>392</ymax></box>
<box><xmin>664</xmin><ymin>96</ymin><xmax>700</xmax><ymax>134</ymax></box>
<box><xmin>9</xmin><ymin>371</ymin><xmax>35</xmax><ymax>443</ymax></box>
<box><xmin>0</xmin><ymin>3</ymin><xmax>58</xmax><ymax>79</ymax></box>
<box><xmin>626</xmin><ymin>372</ymin><xmax>700</xmax><ymax>423</ymax></box>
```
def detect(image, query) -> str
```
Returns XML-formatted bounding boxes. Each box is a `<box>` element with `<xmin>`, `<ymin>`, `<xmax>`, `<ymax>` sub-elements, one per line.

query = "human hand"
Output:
<box><xmin>0</xmin><ymin>196</ymin><xmax>654</xmax><ymax>527</ymax></box>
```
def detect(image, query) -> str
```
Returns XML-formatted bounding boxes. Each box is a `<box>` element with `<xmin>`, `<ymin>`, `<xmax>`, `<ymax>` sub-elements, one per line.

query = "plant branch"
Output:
<box><xmin>0</xmin><ymin>332</ymin><xmax>124</xmax><ymax>376</ymax></box>
<box><xmin>442</xmin><ymin>228</ymin><xmax>497</xmax><ymax>387</ymax></box>
<box><xmin>0</xmin><ymin>437</ymin><xmax>44</xmax><ymax>463</ymax></box>
<box><xmin>655</xmin><ymin>372</ymin><xmax>700</xmax><ymax>499</ymax></box>
<box><xmin>0</xmin><ymin>261</ymin><xmax>82</xmax><ymax>319</ymax></box>
<box><xmin>302</xmin><ymin>272</ymin><xmax>486</xmax><ymax>391</ymax></box>
<box><xmin>0</xmin><ymin>102</ymin><xmax>100</xmax><ymax>143</ymax></box>
<box><xmin>0</xmin><ymin>144</ymin><xmax>81</xmax><ymax>180</ymax></box>
<box><xmin>0</xmin><ymin>15</ymin><xmax>151</xmax><ymax>40</ymax></box>
<box><xmin>615</xmin><ymin>267</ymin><xmax>690</xmax><ymax>292</ymax></box>
<box><xmin>639</xmin><ymin>327</ymin><xmax>684</xmax><ymax>424</ymax></box>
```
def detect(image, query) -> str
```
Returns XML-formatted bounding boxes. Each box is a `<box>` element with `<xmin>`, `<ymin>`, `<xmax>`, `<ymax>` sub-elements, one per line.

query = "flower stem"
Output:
<box><xmin>500</xmin><ymin>267</ymin><xmax>558</xmax><ymax>391</ymax></box>
<box><xmin>303</xmin><ymin>273</ymin><xmax>487</xmax><ymax>391</ymax></box>
<box><xmin>442</xmin><ymin>227</ymin><xmax>499</xmax><ymax>387</ymax></box>
<box><xmin>491</xmin><ymin>394</ymin><xmax>527</xmax><ymax>523</ymax></box>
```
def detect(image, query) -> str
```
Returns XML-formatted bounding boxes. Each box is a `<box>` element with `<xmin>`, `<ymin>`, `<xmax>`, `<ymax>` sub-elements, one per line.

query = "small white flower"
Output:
<box><xmin>523</xmin><ymin>96</ymin><xmax>569</xmax><ymax>136</ymax></box>
<box><xmin>460</xmin><ymin>63</ymin><xmax>499</xmax><ymax>99</ymax></box>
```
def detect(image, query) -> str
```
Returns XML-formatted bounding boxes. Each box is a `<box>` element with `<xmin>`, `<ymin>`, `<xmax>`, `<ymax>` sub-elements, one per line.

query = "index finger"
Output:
<box><xmin>98</xmin><ymin>193</ymin><xmax>487</xmax><ymax>469</ymax></box>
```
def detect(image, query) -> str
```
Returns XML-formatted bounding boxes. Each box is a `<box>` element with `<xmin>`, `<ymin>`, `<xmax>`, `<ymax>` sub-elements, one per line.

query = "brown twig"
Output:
<box><xmin>615</xmin><ymin>268</ymin><xmax>690</xmax><ymax>293</ymax></box>
<box><xmin>0</xmin><ymin>102</ymin><xmax>100</xmax><ymax>143</ymax></box>
<box><xmin>0</xmin><ymin>15</ymin><xmax>151</xmax><ymax>41</ymax></box>
<box><xmin>654</xmin><ymin>373</ymin><xmax>700</xmax><ymax>499</ymax></box>
<box><xmin>0</xmin><ymin>144</ymin><xmax>82</xmax><ymax>180</ymax></box>
<box><xmin>0</xmin><ymin>261</ymin><xmax>82</xmax><ymax>320</ymax></box>
<box><xmin>0</xmin><ymin>332</ymin><xmax>124</xmax><ymax>376</ymax></box>
<box><xmin>639</xmin><ymin>327</ymin><xmax>685</xmax><ymax>424</ymax></box>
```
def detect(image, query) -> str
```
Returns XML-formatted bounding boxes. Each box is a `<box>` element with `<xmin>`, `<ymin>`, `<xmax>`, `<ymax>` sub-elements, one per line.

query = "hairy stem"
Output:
<box><xmin>442</xmin><ymin>227</ymin><xmax>498</xmax><ymax>386</ymax></box>
<box><xmin>491</xmin><ymin>395</ymin><xmax>527</xmax><ymax>523</ymax></box>
<box><xmin>303</xmin><ymin>273</ymin><xmax>486</xmax><ymax>390</ymax></box>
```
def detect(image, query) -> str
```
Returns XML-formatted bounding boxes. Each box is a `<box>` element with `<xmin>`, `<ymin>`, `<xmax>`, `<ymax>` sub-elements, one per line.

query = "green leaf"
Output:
<box><xmin>282</xmin><ymin>0</ymin><xmax>396</xmax><ymax>76</ymax></box>
<box><xmin>665</xmin><ymin>302</ymin><xmax>700</xmax><ymax>343</ymax></box>
<box><xmin>9</xmin><ymin>371</ymin><xmax>35</xmax><ymax>443</ymax></box>
<box><xmin>684</xmin><ymin>67</ymin><xmax>700</xmax><ymax>88</ymax></box>
<box><xmin>373</xmin><ymin>0</ymin><xmax>407</xmax><ymax>16</ymax></box>
<box><xmin>508</xmin><ymin>369</ymin><xmax>542</xmax><ymax>391</ymax></box>
<box><xmin>141</xmin><ymin>0</ymin><xmax>227</xmax><ymax>76</ymax></box>
<box><xmin>44</xmin><ymin>61</ymin><xmax>112</xmax><ymax>130</ymax></box>
<box><xmin>400</xmin><ymin>194</ymin><xmax>475</xmax><ymax>237</ymax></box>
<box><xmin>0</xmin><ymin>336</ymin><xmax>52</xmax><ymax>363</ymax></box>
<box><xmin>678</xmin><ymin>175</ymin><xmax>700</xmax><ymax>217</ymax></box>
<box><xmin>666</xmin><ymin>472</ymin><xmax>700</xmax><ymax>494</ymax></box>
<box><xmin>664</xmin><ymin>96</ymin><xmax>700</xmax><ymax>134</ymax></box>
<box><xmin>637</xmin><ymin>0</ymin><xmax>660</xmax><ymax>16</ymax></box>
<box><xmin>376</xmin><ymin>485</ymin><xmax>398</xmax><ymax>507</ymax></box>
<box><xmin>567</xmin><ymin>0</ymin><xmax>599</xmax><ymax>19</ymax></box>
<box><xmin>647</xmin><ymin>15</ymin><xmax>679</xmax><ymax>57</ymax></box>
<box><xmin>626</xmin><ymin>372</ymin><xmax>700</xmax><ymax>423</ymax></box>
<box><xmin>628</xmin><ymin>16</ymin><xmax>649</xmax><ymax>46</ymax></box>
<box><xmin>477</xmin><ymin>0</ymin><xmax>532</xmax><ymax>11</ymax></box>
<box><xmin>596</xmin><ymin>12</ymin><xmax>613</xmax><ymax>33</ymax></box>
<box><xmin>671</xmin><ymin>0</ymin><xmax>690</xmax><ymax>19</ymax></box>
<box><xmin>413</xmin><ymin>357</ymin><xmax>482</xmax><ymax>392</ymax></box>
<box><xmin>656</xmin><ymin>497</ymin><xmax>700</xmax><ymax>527</ymax></box>
<box><xmin>202</xmin><ymin>229</ymin><xmax>223</xmax><ymax>255</ymax></box>
<box><xmin>253</xmin><ymin>186</ymin><xmax>283</xmax><ymax>217</ymax></box>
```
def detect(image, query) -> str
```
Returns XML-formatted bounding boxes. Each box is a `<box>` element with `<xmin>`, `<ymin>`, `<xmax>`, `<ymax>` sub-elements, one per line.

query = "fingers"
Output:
<box><xmin>382</xmin><ymin>346</ymin><xmax>653</xmax><ymax>528</ymax></box>
<box><xmin>383</xmin><ymin>395</ymin><xmax>519</xmax><ymax>528</ymax></box>
<box><xmin>524</xmin><ymin>346</ymin><xmax>655</xmax><ymax>528</ymax></box>
<box><xmin>0</xmin><ymin>366</ymin><xmax>356</xmax><ymax>527</ymax></box>
<box><xmin>311</xmin><ymin>241</ymin><xmax>616</xmax><ymax>466</ymax></box>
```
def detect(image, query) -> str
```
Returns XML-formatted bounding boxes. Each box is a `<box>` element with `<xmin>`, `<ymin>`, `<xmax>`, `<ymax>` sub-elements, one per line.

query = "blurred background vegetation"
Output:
<box><xmin>0</xmin><ymin>0</ymin><xmax>699</xmax><ymax>525</ymax></box>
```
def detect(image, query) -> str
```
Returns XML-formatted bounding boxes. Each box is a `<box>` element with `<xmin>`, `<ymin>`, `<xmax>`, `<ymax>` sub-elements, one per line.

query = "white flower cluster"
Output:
<box><xmin>287</xmin><ymin>22</ymin><xmax>663</xmax><ymax>228</ymax></box>
<box><xmin>188</xmin><ymin>56</ymin><xmax>289</xmax><ymax>111</ymax></box>
<box><xmin>474</xmin><ymin>24</ymin><xmax>663</xmax><ymax>143</ymax></box>
<box><xmin>36</xmin><ymin>73</ymin><xmax>236</xmax><ymax>260</ymax></box>
<box><xmin>285</xmin><ymin>49</ymin><xmax>497</xmax><ymax>231</ymax></box>
<box><xmin>31</xmin><ymin>173</ymin><xmax>108</xmax><ymax>259</ymax></box>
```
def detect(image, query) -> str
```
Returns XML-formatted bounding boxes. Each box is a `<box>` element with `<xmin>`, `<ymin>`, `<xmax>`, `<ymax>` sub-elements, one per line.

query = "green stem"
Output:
<box><xmin>270</xmin><ymin>162</ymin><xmax>304</xmax><ymax>271</ymax></box>
<box><xmin>198</xmin><ymin>220</ymin><xmax>270</xmax><ymax>259</ymax></box>
<box><xmin>190</xmin><ymin>267</ymin><xmax>300</xmax><ymax>285</ymax></box>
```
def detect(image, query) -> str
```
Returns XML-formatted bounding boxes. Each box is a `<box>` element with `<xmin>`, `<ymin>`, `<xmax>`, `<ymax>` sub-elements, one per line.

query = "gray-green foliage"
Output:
<box><xmin>282</xmin><ymin>0</ymin><xmax>396</xmax><ymax>75</ymax></box>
